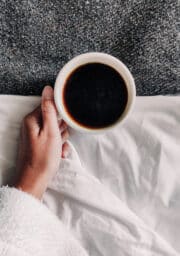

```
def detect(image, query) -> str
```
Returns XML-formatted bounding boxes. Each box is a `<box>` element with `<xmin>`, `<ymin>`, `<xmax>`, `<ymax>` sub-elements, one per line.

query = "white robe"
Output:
<box><xmin>0</xmin><ymin>186</ymin><xmax>88</xmax><ymax>256</ymax></box>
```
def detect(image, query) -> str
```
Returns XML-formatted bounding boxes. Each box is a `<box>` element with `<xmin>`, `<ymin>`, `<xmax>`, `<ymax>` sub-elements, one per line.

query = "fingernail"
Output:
<box><xmin>42</xmin><ymin>86</ymin><xmax>54</xmax><ymax>100</ymax></box>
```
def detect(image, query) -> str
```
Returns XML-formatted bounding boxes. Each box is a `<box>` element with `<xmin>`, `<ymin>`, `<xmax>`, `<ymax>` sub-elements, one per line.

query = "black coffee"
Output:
<box><xmin>63</xmin><ymin>63</ymin><xmax>128</xmax><ymax>129</ymax></box>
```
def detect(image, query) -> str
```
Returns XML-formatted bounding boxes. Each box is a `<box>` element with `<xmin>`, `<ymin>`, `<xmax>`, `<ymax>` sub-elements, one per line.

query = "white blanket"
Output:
<box><xmin>0</xmin><ymin>95</ymin><xmax>180</xmax><ymax>255</ymax></box>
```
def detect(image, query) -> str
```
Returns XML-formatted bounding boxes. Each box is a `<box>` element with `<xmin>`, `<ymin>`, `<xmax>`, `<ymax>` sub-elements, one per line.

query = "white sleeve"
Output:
<box><xmin>0</xmin><ymin>186</ymin><xmax>88</xmax><ymax>256</ymax></box>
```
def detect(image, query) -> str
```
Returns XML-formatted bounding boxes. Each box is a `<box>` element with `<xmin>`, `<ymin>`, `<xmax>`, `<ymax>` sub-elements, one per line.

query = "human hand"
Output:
<box><xmin>15</xmin><ymin>86</ymin><xmax>69</xmax><ymax>199</ymax></box>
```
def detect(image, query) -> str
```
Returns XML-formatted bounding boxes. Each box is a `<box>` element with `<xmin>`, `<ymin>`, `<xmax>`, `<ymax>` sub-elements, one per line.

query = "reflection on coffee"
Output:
<box><xmin>63</xmin><ymin>63</ymin><xmax>128</xmax><ymax>129</ymax></box>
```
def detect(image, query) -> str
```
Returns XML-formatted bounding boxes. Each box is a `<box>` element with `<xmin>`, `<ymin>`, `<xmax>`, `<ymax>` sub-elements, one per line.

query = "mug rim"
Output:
<box><xmin>54</xmin><ymin>52</ymin><xmax>136</xmax><ymax>133</ymax></box>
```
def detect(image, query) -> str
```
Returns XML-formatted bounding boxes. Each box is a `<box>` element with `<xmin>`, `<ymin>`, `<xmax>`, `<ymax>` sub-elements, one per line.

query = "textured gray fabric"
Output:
<box><xmin>0</xmin><ymin>0</ymin><xmax>178</xmax><ymax>95</ymax></box>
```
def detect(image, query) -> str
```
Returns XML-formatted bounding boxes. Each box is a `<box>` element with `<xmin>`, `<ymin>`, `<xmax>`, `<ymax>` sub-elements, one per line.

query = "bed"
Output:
<box><xmin>0</xmin><ymin>95</ymin><xmax>179</xmax><ymax>255</ymax></box>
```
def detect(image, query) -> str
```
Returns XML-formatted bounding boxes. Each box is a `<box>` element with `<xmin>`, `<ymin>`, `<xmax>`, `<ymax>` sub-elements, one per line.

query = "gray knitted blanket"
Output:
<box><xmin>0</xmin><ymin>0</ymin><xmax>178</xmax><ymax>95</ymax></box>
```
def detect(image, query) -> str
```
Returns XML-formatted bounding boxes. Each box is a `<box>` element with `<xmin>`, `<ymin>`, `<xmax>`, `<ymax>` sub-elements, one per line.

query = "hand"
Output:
<box><xmin>15</xmin><ymin>86</ymin><xmax>69</xmax><ymax>199</ymax></box>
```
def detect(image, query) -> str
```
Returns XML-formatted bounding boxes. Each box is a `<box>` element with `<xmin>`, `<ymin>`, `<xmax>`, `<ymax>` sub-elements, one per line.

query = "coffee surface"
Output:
<box><xmin>63</xmin><ymin>63</ymin><xmax>128</xmax><ymax>129</ymax></box>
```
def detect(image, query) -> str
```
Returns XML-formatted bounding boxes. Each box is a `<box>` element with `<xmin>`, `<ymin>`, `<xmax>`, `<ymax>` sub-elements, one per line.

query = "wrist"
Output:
<box><xmin>15</xmin><ymin>169</ymin><xmax>50</xmax><ymax>199</ymax></box>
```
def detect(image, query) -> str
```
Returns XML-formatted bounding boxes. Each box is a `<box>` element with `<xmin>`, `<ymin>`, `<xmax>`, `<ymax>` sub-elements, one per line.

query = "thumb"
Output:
<box><xmin>41</xmin><ymin>86</ymin><xmax>59</xmax><ymax>134</ymax></box>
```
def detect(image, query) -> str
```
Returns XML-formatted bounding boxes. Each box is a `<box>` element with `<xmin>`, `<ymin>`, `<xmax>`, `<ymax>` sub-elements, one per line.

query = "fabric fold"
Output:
<box><xmin>0</xmin><ymin>95</ymin><xmax>180</xmax><ymax>255</ymax></box>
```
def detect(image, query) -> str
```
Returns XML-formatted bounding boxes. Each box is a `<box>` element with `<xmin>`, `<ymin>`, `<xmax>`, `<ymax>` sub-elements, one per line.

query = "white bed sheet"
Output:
<box><xmin>0</xmin><ymin>95</ymin><xmax>180</xmax><ymax>255</ymax></box>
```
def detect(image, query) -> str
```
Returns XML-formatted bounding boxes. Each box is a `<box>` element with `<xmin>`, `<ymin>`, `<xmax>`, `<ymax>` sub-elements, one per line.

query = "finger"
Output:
<box><xmin>41</xmin><ymin>86</ymin><xmax>59</xmax><ymax>134</ymax></box>
<box><xmin>59</xmin><ymin>120</ymin><xmax>68</xmax><ymax>132</ymax></box>
<box><xmin>23</xmin><ymin>106</ymin><xmax>41</xmax><ymax>135</ymax></box>
<box><xmin>61</xmin><ymin>142</ymin><xmax>70</xmax><ymax>158</ymax></box>
<box><xmin>61</xmin><ymin>129</ymin><xmax>69</xmax><ymax>143</ymax></box>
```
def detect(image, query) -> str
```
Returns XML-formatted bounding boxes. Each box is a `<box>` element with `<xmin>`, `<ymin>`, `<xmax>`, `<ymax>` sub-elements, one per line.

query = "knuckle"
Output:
<box><xmin>23</xmin><ymin>114</ymin><xmax>35</xmax><ymax>131</ymax></box>
<box><xmin>64</xmin><ymin>141</ymin><xmax>69</xmax><ymax>148</ymax></box>
<box><xmin>62</xmin><ymin>130</ymin><xmax>69</xmax><ymax>141</ymax></box>
<box><xmin>65</xmin><ymin>131</ymin><xmax>69</xmax><ymax>138</ymax></box>
<box><xmin>23</xmin><ymin>114</ymin><xmax>31</xmax><ymax>125</ymax></box>
<box><xmin>42</xmin><ymin>100</ymin><xmax>53</xmax><ymax>113</ymax></box>
<box><xmin>48</xmin><ymin>130</ymin><xmax>60</xmax><ymax>139</ymax></box>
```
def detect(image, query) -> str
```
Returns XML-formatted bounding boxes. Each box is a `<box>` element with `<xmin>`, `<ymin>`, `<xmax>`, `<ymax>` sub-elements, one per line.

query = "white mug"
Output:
<box><xmin>54</xmin><ymin>52</ymin><xmax>136</xmax><ymax>133</ymax></box>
